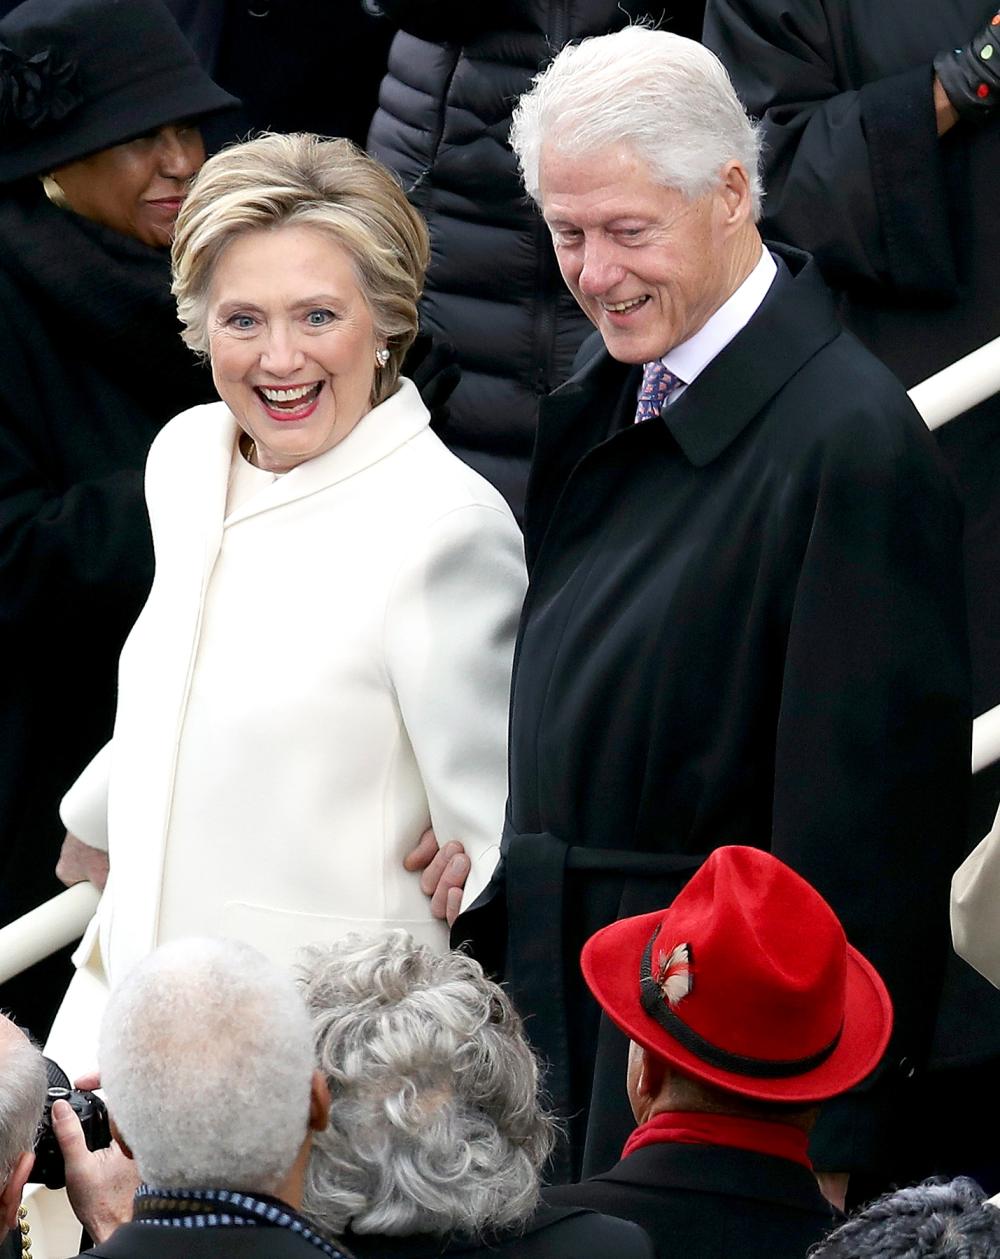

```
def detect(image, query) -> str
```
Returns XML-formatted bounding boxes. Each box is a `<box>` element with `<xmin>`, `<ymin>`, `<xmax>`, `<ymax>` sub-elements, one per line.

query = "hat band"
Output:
<box><xmin>639</xmin><ymin>928</ymin><xmax>843</xmax><ymax>1079</ymax></box>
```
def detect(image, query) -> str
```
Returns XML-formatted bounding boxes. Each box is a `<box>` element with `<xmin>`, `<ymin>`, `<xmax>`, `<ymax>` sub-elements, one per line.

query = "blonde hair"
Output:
<box><xmin>172</xmin><ymin>133</ymin><xmax>429</xmax><ymax>405</ymax></box>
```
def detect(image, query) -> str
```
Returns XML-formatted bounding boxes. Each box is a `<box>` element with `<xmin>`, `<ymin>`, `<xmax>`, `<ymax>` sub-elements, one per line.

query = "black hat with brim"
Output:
<box><xmin>0</xmin><ymin>0</ymin><xmax>239</xmax><ymax>184</ymax></box>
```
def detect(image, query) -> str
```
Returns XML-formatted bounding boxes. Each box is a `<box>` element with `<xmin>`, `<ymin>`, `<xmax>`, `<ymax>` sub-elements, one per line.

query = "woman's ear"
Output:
<box><xmin>0</xmin><ymin>1150</ymin><xmax>35</xmax><ymax>1233</ymax></box>
<box><xmin>308</xmin><ymin>1069</ymin><xmax>331</xmax><ymax>1133</ymax></box>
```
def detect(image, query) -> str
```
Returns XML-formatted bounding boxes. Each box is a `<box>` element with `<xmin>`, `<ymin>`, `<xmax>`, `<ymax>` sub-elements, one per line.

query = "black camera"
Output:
<box><xmin>30</xmin><ymin>1058</ymin><xmax>112</xmax><ymax>1190</ymax></box>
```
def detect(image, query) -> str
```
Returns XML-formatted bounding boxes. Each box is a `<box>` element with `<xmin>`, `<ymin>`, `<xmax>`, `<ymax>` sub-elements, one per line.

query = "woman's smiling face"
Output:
<box><xmin>207</xmin><ymin>223</ymin><xmax>381</xmax><ymax>473</ymax></box>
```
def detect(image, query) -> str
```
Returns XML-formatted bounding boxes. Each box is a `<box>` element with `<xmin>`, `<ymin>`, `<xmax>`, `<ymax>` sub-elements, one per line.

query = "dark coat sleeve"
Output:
<box><xmin>703</xmin><ymin>0</ymin><xmax>959</xmax><ymax>299</ymax></box>
<box><xmin>768</xmin><ymin>375</ymin><xmax>971</xmax><ymax>1169</ymax></box>
<box><xmin>367</xmin><ymin>0</ymin><xmax>518</xmax><ymax>38</ymax></box>
<box><xmin>0</xmin><ymin>289</ymin><xmax>153</xmax><ymax>631</ymax></box>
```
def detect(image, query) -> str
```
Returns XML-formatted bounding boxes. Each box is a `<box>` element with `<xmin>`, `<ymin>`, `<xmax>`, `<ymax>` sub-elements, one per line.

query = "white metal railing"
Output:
<box><xmin>907</xmin><ymin>333</ymin><xmax>1000</xmax><ymax>430</ymax></box>
<box><xmin>0</xmin><ymin>882</ymin><xmax>99</xmax><ymax>986</ymax></box>
<box><xmin>0</xmin><ymin>336</ymin><xmax>998</xmax><ymax>989</ymax></box>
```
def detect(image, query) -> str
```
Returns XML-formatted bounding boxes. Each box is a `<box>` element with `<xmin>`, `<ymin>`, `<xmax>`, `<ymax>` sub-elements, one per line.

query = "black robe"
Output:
<box><xmin>0</xmin><ymin>184</ymin><xmax>214</xmax><ymax>1036</ymax></box>
<box><xmin>459</xmin><ymin>249</ymin><xmax>971</xmax><ymax>1182</ymax></box>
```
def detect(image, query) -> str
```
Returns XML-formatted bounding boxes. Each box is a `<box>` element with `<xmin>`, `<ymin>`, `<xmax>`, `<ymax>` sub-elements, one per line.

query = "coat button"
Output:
<box><xmin>898</xmin><ymin>1057</ymin><xmax>916</xmax><ymax>1079</ymax></box>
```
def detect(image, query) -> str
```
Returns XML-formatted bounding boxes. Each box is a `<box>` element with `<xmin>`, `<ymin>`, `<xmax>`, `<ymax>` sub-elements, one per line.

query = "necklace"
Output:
<box><xmin>239</xmin><ymin>431</ymin><xmax>258</xmax><ymax>467</ymax></box>
<box><xmin>17</xmin><ymin>1205</ymin><xmax>29</xmax><ymax>1256</ymax></box>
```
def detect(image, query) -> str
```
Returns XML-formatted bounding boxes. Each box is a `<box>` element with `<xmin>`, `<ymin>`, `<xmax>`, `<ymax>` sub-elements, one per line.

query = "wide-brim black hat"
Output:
<box><xmin>0</xmin><ymin>0</ymin><xmax>239</xmax><ymax>184</ymax></box>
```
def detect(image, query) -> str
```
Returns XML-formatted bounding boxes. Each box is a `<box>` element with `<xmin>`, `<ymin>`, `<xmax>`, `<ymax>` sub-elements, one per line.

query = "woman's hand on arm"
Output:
<box><xmin>404</xmin><ymin>827</ymin><xmax>470</xmax><ymax>927</ymax></box>
<box><xmin>55</xmin><ymin>831</ymin><xmax>109</xmax><ymax>891</ymax></box>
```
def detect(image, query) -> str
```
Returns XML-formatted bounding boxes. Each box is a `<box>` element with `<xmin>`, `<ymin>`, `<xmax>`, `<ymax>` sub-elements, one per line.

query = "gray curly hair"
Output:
<box><xmin>810</xmin><ymin>1178</ymin><xmax>1000</xmax><ymax>1259</ymax></box>
<box><xmin>0</xmin><ymin>1021</ymin><xmax>45</xmax><ymax>1186</ymax></box>
<box><xmin>299</xmin><ymin>932</ymin><xmax>555</xmax><ymax>1239</ymax></box>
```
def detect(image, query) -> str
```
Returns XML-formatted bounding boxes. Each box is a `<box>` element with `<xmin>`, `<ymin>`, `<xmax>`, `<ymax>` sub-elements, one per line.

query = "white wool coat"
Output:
<box><xmin>54</xmin><ymin>379</ymin><xmax>525</xmax><ymax>1062</ymax></box>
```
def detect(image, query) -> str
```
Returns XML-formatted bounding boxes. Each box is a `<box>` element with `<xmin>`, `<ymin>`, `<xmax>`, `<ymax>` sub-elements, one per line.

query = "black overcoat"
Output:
<box><xmin>344</xmin><ymin>1202</ymin><xmax>654</xmax><ymax>1259</ymax></box>
<box><xmin>702</xmin><ymin>0</ymin><xmax>1000</xmax><ymax>1176</ymax></box>
<box><xmin>543</xmin><ymin>1142</ymin><xmax>838</xmax><ymax>1259</ymax></box>
<box><xmin>0</xmin><ymin>185</ymin><xmax>214</xmax><ymax>1034</ymax></box>
<box><xmin>459</xmin><ymin>249</ymin><xmax>971</xmax><ymax>1181</ymax></box>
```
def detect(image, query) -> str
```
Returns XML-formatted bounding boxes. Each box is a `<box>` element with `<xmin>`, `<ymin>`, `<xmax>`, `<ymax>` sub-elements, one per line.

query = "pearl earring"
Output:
<box><xmin>375</xmin><ymin>347</ymin><xmax>390</xmax><ymax>367</ymax></box>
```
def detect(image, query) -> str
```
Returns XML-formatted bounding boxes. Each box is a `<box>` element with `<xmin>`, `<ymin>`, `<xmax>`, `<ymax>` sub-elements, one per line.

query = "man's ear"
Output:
<box><xmin>109</xmin><ymin>1115</ymin><xmax>134</xmax><ymax>1161</ymax></box>
<box><xmin>637</xmin><ymin>1048</ymin><xmax>667</xmax><ymax>1100</ymax></box>
<box><xmin>0</xmin><ymin>1150</ymin><xmax>34</xmax><ymax>1233</ymax></box>
<box><xmin>715</xmin><ymin>159</ymin><xmax>753</xmax><ymax>229</ymax></box>
<box><xmin>308</xmin><ymin>1069</ymin><xmax>331</xmax><ymax>1133</ymax></box>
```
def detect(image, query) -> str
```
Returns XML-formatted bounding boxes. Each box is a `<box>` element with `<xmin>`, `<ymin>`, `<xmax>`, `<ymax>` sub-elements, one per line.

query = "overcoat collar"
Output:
<box><xmin>585</xmin><ymin>1141</ymin><xmax>837</xmax><ymax>1218</ymax></box>
<box><xmin>218</xmin><ymin>378</ymin><xmax>431</xmax><ymax>526</ymax></box>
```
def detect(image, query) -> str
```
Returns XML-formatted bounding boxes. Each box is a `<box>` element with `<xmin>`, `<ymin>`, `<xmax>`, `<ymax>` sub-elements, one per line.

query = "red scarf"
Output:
<box><xmin>622</xmin><ymin>1110</ymin><xmax>813</xmax><ymax>1169</ymax></box>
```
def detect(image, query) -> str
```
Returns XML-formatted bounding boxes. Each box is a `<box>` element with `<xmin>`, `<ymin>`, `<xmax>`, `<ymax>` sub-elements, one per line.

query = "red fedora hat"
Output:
<box><xmin>581</xmin><ymin>846</ymin><xmax>892</xmax><ymax>1102</ymax></box>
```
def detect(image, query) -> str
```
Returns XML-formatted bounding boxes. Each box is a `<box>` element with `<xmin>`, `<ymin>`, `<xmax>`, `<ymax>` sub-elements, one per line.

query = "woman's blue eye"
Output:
<box><xmin>228</xmin><ymin>314</ymin><xmax>256</xmax><ymax>331</ymax></box>
<box><xmin>306</xmin><ymin>309</ymin><xmax>334</xmax><ymax>327</ymax></box>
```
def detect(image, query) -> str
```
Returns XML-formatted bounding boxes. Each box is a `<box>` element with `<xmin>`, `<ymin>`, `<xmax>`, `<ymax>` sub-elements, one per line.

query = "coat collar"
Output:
<box><xmin>220</xmin><ymin>377</ymin><xmax>430</xmax><ymax>526</ymax></box>
<box><xmin>581</xmin><ymin>1141</ymin><xmax>837</xmax><ymax>1218</ymax></box>
<box><xmin>660</xmin><ymin>246</ymin><xmax>840</xmax><ymax>466</ymax></box>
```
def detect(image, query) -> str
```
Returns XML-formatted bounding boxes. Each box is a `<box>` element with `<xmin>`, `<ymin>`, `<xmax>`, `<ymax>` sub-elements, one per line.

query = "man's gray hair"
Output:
<box><xmin>510</xmin><ymin>25</ymin><xmax>763</xmax><ymax>218</ymax></box>
<box><xmin>0</xmin><ymin>1022</ymin><xmax>45</xmax><ymax>1184</ymax></box>
<box><xmin>99</xmin><ymin>937</ymin><xmax>315</xmax><ymax>1192</ymax></box>
<box><xmin>300</xmin><ymin>932</ymin><xmax>555</xmax><ymax>1238</ymax></box>
<box><xmin>810</xmin><ymin>1178</ymin><xmax>1000</xmax><ymax>1259</ymax></box>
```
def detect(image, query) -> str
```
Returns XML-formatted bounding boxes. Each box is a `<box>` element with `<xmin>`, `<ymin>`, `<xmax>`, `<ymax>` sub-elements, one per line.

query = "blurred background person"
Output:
<box><xmin>0</xmin><ymin>0</ymin><xmax>236</xmax><ymax>1040</ymax></box>
<box><xmin>157</xmin><ymin>0</ymin><xmax>394</xmax><ymax>151</ymax></box>
<box><xmin>299</xmin><ymin>931</ymin><xmax>655</xmax><ymax>1258</ymax></box>
<box><xmin>702</xmin><ymin>0</ymin><xmax>1000</xmax><ymax>1196</ymax></box>
<box><xmin>56</xmin><ymin>936</ymin><xmax>346</xmax><ymax>1259</ymax></box>
<box><xmin>810</xmin><ymin>1177</ymin><xmax>1000</xmax><ymax>1259</ymax></box>
<box><xmin>367</xmin><ymin>1</ymin><xmax>705</xmax><ymax>519</ymax></box>
<box><xmin>50</xmin><ymin>133</ymin><xmax>525</xmax><ymax>1078</ymax></box>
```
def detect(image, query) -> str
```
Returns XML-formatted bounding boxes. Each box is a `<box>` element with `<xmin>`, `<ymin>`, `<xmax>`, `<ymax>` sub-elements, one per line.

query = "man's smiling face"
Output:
<box><xmin>540</xmin><ymin>145</ymin><xmax>739</xmax><ymax>364</ymax></box>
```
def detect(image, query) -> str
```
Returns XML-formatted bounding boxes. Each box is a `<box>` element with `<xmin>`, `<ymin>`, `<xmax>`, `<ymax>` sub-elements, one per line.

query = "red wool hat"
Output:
<box><xmin>581</xmin><ymin>846</ymin><xmax>893</xmax><ymax>1103</ymax></box>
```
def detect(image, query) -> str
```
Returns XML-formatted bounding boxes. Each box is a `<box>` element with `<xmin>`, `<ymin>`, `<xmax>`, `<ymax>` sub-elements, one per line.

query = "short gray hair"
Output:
<box><xmin>810</xmin><ymin>1178</ymin><xmax>1000</xmax><ymax>1259</ymax></box>
<box><xmin>172</xmin><ymin>132</ymin><xmax>429</xmax><ymax>406</ymax></box>
<box><xmin>510</xmin><ymin>25</ymin><xmax>763</xmax><ymax>217</ymax></box>
<box><xmin>300</xmin><ymin>933</ymin><xmax>555</xmax><ymax>1238</ymax></box>
<box><xmin>0</xmin><ymin>1021</ymin><xmax>45</xmax><ymax>1184</ymax></box>
<box><xmin>99</xmin><ymin>937</ymin><xmax>315</xmax><ymax>1193</ymax></box>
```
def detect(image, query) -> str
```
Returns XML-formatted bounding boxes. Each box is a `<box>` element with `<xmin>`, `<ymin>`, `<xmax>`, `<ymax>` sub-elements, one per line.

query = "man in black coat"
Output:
<box><xmin>702</xmin><ymin>0</ymin><xmax>1000</xmax><ymax>1192</ymax></box>
<box><xmin>457</xmin><ymin>25</ymin><xmax>971</xmax><ymax>1194</ymax></box>
<box><xmin>544</xmin><ymin>846</ymin><xmax>887</xmax><ymax>1258</ymax></box>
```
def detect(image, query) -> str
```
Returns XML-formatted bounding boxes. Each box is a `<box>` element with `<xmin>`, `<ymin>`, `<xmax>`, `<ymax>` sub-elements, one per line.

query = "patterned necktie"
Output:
<box><xmin>635</xmin><ymin>360</ymin><xmax>683</xmax><ymax>423</ymax></box>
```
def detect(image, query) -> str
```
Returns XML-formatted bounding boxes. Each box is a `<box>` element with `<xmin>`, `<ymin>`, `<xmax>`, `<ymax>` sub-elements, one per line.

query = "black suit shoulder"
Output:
<box><xmin>345</xmin><ymin>1204</ymin><xmax>655</xmax><ymax>1259</ymax></box>
<box><xmin>544</xmin><ymin>1145</ymin><xmax>837</xmax><ymax>1259</ymax></box>
<box><xmin>81</xmin><ymin>1221</ymin><xmax>331</xmax><ymax>1258</ymax></box>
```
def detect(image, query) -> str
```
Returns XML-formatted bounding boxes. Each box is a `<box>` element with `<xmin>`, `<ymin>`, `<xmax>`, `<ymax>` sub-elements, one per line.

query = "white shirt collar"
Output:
<box><xmin>662</xmin><ymin>246</ymin><xmax>777</xmax><ymax>390</ymax></box>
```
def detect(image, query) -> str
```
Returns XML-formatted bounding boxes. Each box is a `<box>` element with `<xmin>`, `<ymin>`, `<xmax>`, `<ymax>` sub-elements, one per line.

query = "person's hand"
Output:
<box><xmin>56</xmin><ymin>831</ymin><xmax>109</xmax><ymax>891</ymax></box>
<box><xmin>403</xmin><ymin>828</ymin><xmax>470</xmax><ymax>927</ymax></box>
<box><xmin>52</xmin><ymin>1098</ymin><xmax>138</xmax><ymax>1244</ymax></box>
<box><xmin>815</xmin><ymin>1171</ymin><xmax>849</xmax><ymax>1212</ymax></box>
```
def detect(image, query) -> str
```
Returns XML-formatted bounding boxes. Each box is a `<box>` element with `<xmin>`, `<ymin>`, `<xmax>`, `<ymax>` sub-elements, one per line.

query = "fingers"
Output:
<box><xmin>402</xmin><ymin>828</ymin><xmax>439</xmax><ymax>873</ymax></box>
<box><xmin>430</xmin><ymin>851</ymin><xmax>470</xmax><ymax>921</ymax></box>
<box><xmin>74</xmin><ymin>1071</ymin><xmax>101</xmax><ymax>1091</ymax></box>
<box><xmin>52</xmin><ymin>1098</ymin><xmax>88</xmax><ymax>1164</ymax></box>
<box><xmin>445</xmin><ymin>884</ymin><xmax>464</xmax><ymax>929</ymax></box>
<box><xmin>420</xmin><ymin>841</ymin><xmax>465</xmax><ymax>898</ymax></box>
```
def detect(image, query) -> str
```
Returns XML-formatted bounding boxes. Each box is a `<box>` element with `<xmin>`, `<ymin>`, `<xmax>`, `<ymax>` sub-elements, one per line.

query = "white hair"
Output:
<box><xmin>300</xmin><ymin>932</ymin><xmax>555</xmax><ymax>1239</ymax></box>
<box><xmin>510</xmin><ymin>26</ymin><xmax>763</xmax><ymax>217</ymax></box>
<box><xmin>0</xmin><ymin>1021</ymin><xmax>45</xmax><ymax>1184</ymax></box>
<box><xmin>99</xmin><ymin>937</ymin><xmax>315</xmax><ymax>1192</ymax></box>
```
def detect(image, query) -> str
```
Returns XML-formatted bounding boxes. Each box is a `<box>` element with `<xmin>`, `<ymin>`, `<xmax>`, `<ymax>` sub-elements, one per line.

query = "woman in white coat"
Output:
<box><xmin>48</xmin><ymin>133</ymin><xmax>526</xmax><ymax>1071</ymax></box>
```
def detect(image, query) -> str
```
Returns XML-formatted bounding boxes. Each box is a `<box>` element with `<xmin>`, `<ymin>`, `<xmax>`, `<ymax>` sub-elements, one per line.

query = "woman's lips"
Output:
<box><xmin>145</xmin><ymin>198</ymin><xmax>184</xmax><ymax>216</ymax></box>
<box><xmin>254</xmin><ymin>382</ymin><xmax>324</xmax><ymax>422</ymax></box>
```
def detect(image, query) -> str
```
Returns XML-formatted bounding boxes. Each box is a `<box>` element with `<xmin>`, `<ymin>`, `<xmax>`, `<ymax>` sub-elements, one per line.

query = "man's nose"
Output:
<box><xmin>577</xmin><ymin>239</ymin><xmax>624</xmax><ymax>297</ymax></box>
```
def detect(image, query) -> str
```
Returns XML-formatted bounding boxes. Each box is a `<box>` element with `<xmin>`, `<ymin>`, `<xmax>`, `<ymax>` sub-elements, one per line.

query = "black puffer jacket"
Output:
<box><xmin>368</xmin><ymin>0</ymin><xmax>703</xmax><ymax>519</ymax></box>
